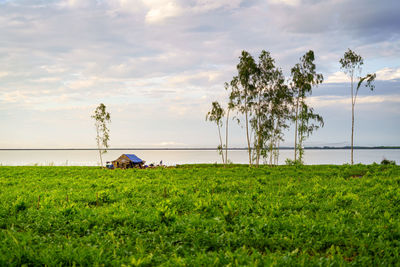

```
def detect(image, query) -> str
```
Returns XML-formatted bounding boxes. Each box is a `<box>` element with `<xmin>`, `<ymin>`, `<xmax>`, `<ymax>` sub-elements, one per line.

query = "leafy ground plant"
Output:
<box><xmin>0</xmin><ymin>165</ymin><xmax>399</xmax><ymax>265</ymax></box>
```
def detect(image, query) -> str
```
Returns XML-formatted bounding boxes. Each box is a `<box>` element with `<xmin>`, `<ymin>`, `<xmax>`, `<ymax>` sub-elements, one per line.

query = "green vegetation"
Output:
<box><xmin>1</xmin><ymin>165</ymin><xmax>399</xmax><ymax>265</ymax></box>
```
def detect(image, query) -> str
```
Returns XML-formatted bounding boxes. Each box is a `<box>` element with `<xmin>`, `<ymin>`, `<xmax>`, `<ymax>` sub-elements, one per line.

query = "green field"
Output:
<box><xmin>0</xmin><ymin>165</ymin><xmax>399</xmax><ymax>266</ymax></box>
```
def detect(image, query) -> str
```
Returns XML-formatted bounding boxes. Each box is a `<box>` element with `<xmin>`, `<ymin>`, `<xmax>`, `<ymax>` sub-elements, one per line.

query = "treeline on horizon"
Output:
<box><xmin>206</xmin><ymin>49</ymin><xmax>376</xmax><ymax>166</ymax></box>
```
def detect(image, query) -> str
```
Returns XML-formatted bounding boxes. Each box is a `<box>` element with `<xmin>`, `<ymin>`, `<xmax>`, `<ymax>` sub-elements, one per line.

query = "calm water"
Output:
<box><xmin>0</xmin><ymin>149</ymin><xmax>399</xmax><ymax>166</ymax></box>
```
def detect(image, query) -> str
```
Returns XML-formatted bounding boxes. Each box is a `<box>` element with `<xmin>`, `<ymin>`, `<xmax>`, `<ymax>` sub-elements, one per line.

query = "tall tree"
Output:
<box><xmin>267</xmin><ymin>76</ymin><xmax>293</xmax><ymax>166</ymax></box>
<box><xmin>229</xmin><ymin>51</ymin><xmax>258</xmax><ymax>166</ymax></box>
<box><xmin>229</xmin><ymin>50</ymin><xmax>292</xmax><ymax>167</ymax></box>
<box><xmin>206</xmin><ymin>101</ymin><xmax>225</xmax><ymax>164</ymax></box>
<box><xmin>91</xmin><ymin>103</ymin><xmax>111</xmax><ymax>167</ymax></box>
<box><xmin>252</xmin><ymin>51</ymin><xmax>292</xmax><ymax>166</ymax></box>
<box><xmin>224</xmin><ymin>82</ymin><xmax>235</xmax><ymax>165</ymax></box>
<box><xmin>291</xmin><ymin>50</ymin><xmax>324</xmax><ymax>163</ymax></box>
<box><xmin>340</xmin><ymin>49</ymin><xmax>376</xmax><ymax>164</ymax></box>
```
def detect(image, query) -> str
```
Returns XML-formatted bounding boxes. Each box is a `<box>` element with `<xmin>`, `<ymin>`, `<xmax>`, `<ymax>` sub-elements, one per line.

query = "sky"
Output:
<box><xmin>0</xmin><ymin>0</ymin><xmax>399</xmax><ymax>148</ymax></box>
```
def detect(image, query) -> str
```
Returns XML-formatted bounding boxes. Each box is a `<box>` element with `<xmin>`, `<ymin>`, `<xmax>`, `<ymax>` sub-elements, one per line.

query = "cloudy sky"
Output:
<box><xmin>0</xmin><ymin>0</ymin><xmax>399</xmax><ymax>148</ymax></box>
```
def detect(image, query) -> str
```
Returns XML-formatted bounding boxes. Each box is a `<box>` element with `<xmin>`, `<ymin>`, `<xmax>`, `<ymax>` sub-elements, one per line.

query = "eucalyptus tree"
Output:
<box><xmin>229</xmin><ymin>51</ymin><xmax>258</xmax><ymax>166</ymax></box>
<box><xmin>224</xmin><ymin>82</ymin><xmax>235</xmax><ymax>165</ymax></box>
<box><xmin>228</xmin><ymin>50</ymin><xmax>293</xmax><ymax>167</ymax></box>
<box><xmin>291</xmin><ymin>50</ymin><xmax>324</xmax><ymax>163</ymax></box>
<box><xmin>254</xmin><ymin>51</ymin><xmax>293</xmax><ymax>166</ymax></box>
<box><xmin>206</xmin><ymin>101</ymin><xmax>226</xmax><ymax>164</ymax></box>
<box><xmin>340</xmin><ymin>49</ymin><xmax>376</xmax><ymax>165</ymax></box>
<box><xmin>251</xmin><ymin>50</ymin><xmax>275</xmax><ymax>166</ymax></box>
<box><xmin>267</xmin><ymin>76</ymin><xmax>293</xmax><ymax>165</ymax></box>
<box><xmin>91</xmin><ymin>103</ymin><xmax>111</xmax><ymax>168</ymax></box>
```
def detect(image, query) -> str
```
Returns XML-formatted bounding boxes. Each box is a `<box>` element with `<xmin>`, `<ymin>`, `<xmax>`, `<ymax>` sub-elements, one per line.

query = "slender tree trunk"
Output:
<box><xmin>256</xmin><ymin>94</ymin><xmax>261</xmax><ymax>167</ymax></box>
<box><xmin>257</xmin><ymin>133</ymin><xmax>261</xmax><ymax>167</ymax></box>
<box><xmin>276</xmin><ymin>140</ymin><xmax>280</xmax><ymax>165</ymax></box>
<box><xmin>96</xmin><ymin>125</ymin><xmax>103</xmax><ymax>167</ymax></box>
<box><xmin>298</xmin><ymin>96</ymin><xmax>304</xmax><ymax>163</ymax></box>
<box><xmin>244</xmin><ymin>94</ymin><xmax>252</xmax><ymax>166</ymax></box>
<box><xmin>351</xmin><ymin>105</ymin><xmax>354</xmax><ymax>165</ymax></box>
<box><xmin>269</xmin><ymin>140</ymin><xmax>273</xmax><ymax>166</ymax></box>
<box><xmin>351</xmin><ymin>72</ymin><xmax>354</xmax><ymax>165</ymax></box>
<box><xmin>274</xmin><ymin>120</ymin><xmax>281</xmax><ymax>165</ymax></box>
<box><xmin>269</xmin><ymin>119</ymin><xmax>275</xmax><ymax>166</ymax></box>
<box><xmin>294</xmin><ymin>93</ymin><xmax>300</xmax><ymax>161</ymax></box>
<box><xmin>256</xmin><ymin>117</ymin><xmax>260</xmax><ymax>167</ymax></box>
<box><xmin>245</xmin><ymin>109</ymin><xmax>251</xmax><ymax>166</ymax></box>
<box><xmin>225</xmin><ymin>108</ymin><xmax>230</xmax><ymax>165</ymax></box>
<box><xmin>217</xmin><ymin>124</ymin><xmax>225</xmax><ymax>164</ymax></box>
<box><xmin>99</xmin><ymin>150</ymin><xmax>103</xmax><ymax>168</ymax></box>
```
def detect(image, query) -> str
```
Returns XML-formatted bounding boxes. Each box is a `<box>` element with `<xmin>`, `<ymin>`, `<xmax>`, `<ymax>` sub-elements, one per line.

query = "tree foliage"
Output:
<box><xmin>229</xmin><ymin>51</ymin><xmax>258</xmax><ymax>166</ymax></box>
<box><xmin>206</xmin><ymin>101</ymin><xmax>226</xmax><ymax>164</ymax></box>
<box><xmin>252</xmin><ymin>51</ymin><xmax>293</xmax><ymax>166</ymax></box>
<box><xmin>291</xmin><ymin>50</ymin><xmax>324</xmax><ymax>163</ymax></box>
<box><xmin>91</xmin><ymin>103</ymin><xmax>111</xmax><ymax>167</ymax></box>
<box><xmin>340</xmin><ymin>49</ymin><xmax>376</xmax><ymax>164</ymax></box>
<box><xmin>213</xmin><ymin>49</ymin><xmax>324</xmax><ymax>166</ymax></box>
<box><xmin>228</xmin><ymin>50</ymin><xmax>293</xmax><ymax>166</ymax></box>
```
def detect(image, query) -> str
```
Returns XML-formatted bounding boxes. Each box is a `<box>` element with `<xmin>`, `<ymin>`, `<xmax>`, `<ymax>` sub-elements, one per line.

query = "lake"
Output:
<box><xmin>0</xmin><ymin>149</ymin><xmax>399</xmax><ymax>166</ymax></box>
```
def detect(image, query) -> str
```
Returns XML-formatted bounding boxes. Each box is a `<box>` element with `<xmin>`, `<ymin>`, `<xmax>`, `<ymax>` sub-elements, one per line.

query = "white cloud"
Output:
<box><xmin>125</xmin><ymin>0</ymin><xmax>245</xmax><ymax>24</ymax></box>
<box><xmin>325</xmin><ymin>71</ymin><xmax>349</xmax><ymax>83</ymax></box>
<box><xmin>144</xmin><ymin>0</ymin><xmax>183</xmax><ymax>24</ymax></box>
<box><xmin>2</xmin><ymin>91</ymin><xmax>27</xmax><ymax>103</ymax></box>
<box><xmin>58</xmin><ymin>0</ymin><xmax>97</xmax><ymax>8</ymax></box>
<box><xmin>376</xmin><ymin>67</ymin><xmax>400</xmax><ymax>81</ymax></box>
<box><xmin>193</xmin><ymin>0</ymin><xmax>243</xmax><ymax>12</ymax></box>
<box><xmin>32</xmin><ymin>77</ymin><xmax>61</xmax><ymax>83</ymax></box>
<box><xmin>326</xmin><ymin>67</ymin><xmax>400</xmax><ymax>83</ymax></box>
<box><xmin>106</xmin><ymin>0</ymin><xmax>144</xmax><ymax>15</ymax></box>
<box><xmin>66</xmin><ymin>78</ymin><xmax>97</xmax><ymax>89</ymax></box>
<box><xmin>0</xmin><ymin>72</ymin><xmax>9</xmax><ymax>78</ymax></box>
<box><xmin>308</xmin><ymin>95</ymin><xmax>400</xmax><ymax>108</ymax></box>
<box><xmin>167</xmin><ymin>70</ymin><xmax>224</xmax><ymax>86</ymax></box>
<box><xmin>40</xmin><ymin>65</ymin><xmax>67</xmax><ymax>74</ymax></box>
<box><xmin>269</xmin><ymin>0</ymin><xmax>301</xmax><ymax>7</ymax></box>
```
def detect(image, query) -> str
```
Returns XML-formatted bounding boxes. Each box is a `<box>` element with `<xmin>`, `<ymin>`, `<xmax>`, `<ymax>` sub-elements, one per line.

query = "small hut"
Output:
<box><xmin>111</xmin><ymin>154</ymin><xmax>145</xmax><ymax>169</ymax></box>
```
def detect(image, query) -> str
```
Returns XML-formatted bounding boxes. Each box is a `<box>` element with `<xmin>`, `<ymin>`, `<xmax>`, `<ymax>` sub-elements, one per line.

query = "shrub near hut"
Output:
<box><xmin>111</xmin><ymin>154</ymin><xmax>145</xmax><ymax>169</ymax></box>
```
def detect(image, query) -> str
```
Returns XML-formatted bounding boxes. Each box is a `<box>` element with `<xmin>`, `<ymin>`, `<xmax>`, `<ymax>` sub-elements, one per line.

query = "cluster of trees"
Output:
<box><xmin>89</xmin><ymin>50</ymin><xmax>376</xmax><ymax>168</ymax></box>
<box><xmin>207</xmin><ymin>49</ymin><xmax>375</xmax><ymax>166</ymax></box>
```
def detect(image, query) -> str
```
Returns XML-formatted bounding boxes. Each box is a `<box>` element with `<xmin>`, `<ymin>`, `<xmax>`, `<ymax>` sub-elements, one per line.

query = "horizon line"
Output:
<box><xmin>0</xmin><ymin>146</ymin><xmax>399</xmax><ymax>151</ymax></box>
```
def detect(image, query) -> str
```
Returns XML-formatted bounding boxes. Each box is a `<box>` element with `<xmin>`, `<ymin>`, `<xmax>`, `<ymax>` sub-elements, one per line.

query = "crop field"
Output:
<box><xmin>0</xmin><ymin>164</ymin><xmax>399</xmax><ymax>266</ymax></box>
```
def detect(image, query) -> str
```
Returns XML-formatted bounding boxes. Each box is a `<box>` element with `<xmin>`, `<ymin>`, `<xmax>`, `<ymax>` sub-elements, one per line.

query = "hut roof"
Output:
<box><xmin>124</xmin><ymin>154</ymin><xmax>143</xmax><ymax>164</ymax></box>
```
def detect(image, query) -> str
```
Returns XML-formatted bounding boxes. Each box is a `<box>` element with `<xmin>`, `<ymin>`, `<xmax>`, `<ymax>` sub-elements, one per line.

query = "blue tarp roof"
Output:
<box><xmin>124</xmin><ymin>154</ymin><xmax>143</xmax><ymax>164</ymax></box>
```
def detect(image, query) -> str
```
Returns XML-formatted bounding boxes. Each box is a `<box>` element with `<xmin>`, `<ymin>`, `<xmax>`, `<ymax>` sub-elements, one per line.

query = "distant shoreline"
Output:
<box><xmin>0</xmin><ymin>146</ymin><xmax>399</xmax><ymax>151</ymax></box>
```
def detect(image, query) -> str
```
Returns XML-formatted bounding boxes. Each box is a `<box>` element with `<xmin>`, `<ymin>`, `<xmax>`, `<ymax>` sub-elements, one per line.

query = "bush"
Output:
<box><xmin>14</xmin><ymin>199</ymin><xmax>27</xmax><ymax>212</ymax></box>
<box><xmin>381</xmin><ymin>158</ymin><xmax>396</xmax><ymax>165</ymax></box>
<box><xmin>285</xmin><ymin>158</ymin><xmax>303</xmax><ymax>166</ymax></box>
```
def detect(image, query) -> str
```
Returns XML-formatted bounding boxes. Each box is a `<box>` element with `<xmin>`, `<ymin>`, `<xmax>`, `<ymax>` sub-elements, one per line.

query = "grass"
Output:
<box><xmin>0</xmin><ymin>164</ymin><xmax>399</xmax><ymax>266</ymax></box>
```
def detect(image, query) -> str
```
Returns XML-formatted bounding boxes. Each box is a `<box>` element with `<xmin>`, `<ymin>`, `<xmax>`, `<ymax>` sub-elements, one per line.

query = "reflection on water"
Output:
<box><xmin>0</xmin><ymin>149</ymin><xmax>399</xmax><ymax>166</ymax></box>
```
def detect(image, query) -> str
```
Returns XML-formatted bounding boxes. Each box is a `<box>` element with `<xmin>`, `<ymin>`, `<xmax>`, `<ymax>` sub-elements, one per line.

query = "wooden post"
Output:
<box><xmin>37</xmin><ymin>195</ymin><xmax>40</xmax><ymax>209</ymax></box>
<box><xmin>66</xmin><ymin>193</ymin><xmax>69</xmax><ymax>203</ymax></box>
